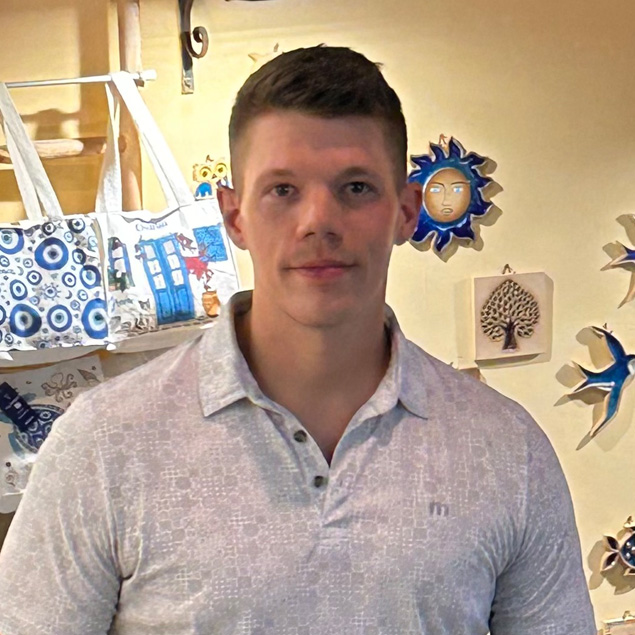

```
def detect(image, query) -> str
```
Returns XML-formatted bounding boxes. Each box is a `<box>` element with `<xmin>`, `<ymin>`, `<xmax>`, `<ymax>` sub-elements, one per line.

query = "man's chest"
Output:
<box><xmin>114</xmin><ymin>422</ymin><xmax>519</xmax><ymax>634</ymax></box>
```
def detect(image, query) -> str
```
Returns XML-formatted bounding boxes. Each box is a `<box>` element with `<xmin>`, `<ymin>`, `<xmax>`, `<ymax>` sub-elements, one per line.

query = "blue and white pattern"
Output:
<box><xmin>0</xmin><ymin>356</ymin><xmax>104</xmax><ymax>513</ymax></box>
<box><xmin>0</xmin><ymin>217</ymin><xmax>108</xmax><ymax>351</ymax></box>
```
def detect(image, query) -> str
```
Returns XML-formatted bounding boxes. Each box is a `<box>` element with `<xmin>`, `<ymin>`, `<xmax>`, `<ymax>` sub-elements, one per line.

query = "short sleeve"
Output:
<box><xmin>489</xmin><ymin>421</ymin><xmax>596</xmax><ymax>635</ymax></box>
<box><xmin>0</xmin><ymin>393</ymin><xmax>120</xmax><ymax>635</ymax></box>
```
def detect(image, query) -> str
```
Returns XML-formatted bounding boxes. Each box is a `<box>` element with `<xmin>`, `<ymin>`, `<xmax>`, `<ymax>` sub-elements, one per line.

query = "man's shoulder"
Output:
<box><xmin>402</xmin><ymin>337</ymin><xmax>540</xmax><ymax>440</ymax></box>
<box><xmin>70</xmin><ymin>334</ymin><xmax>204</xmax><ymax>425</ymax></box>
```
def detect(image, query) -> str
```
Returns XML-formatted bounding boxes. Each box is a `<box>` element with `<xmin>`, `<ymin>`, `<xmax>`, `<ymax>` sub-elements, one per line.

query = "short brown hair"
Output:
<box><xmin>229</xmin><ymin>45</ymin><xmax>408</xmax><ymax>187</ymax></box>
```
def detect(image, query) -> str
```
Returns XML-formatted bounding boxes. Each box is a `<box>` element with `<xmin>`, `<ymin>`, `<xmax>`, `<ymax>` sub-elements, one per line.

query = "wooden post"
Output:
<box><xmin>117</xmin><ymin>0</ymin><xmax>143</xmax><ymax>211</ymax></box>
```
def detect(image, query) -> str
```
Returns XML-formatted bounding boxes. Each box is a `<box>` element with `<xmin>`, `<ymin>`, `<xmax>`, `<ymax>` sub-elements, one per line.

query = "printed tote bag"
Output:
<box><xmin>0</xmin><ymin>355</ymin><xmax>104</xmax><ymax>512</ymax></box>
<box><xmin>94</xmin><ymin>72</ymin><xmax>239</xmax><ymax>352</ymax></box>
<box><xmin>0</xmin><ymin>83</ymin><xmax>108</xmax><ymax>365</ymax></box>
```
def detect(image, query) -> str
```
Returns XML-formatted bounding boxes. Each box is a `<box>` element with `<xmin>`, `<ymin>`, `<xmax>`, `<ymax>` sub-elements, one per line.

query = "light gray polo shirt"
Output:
<box><xmin>0</xmin><ymin>291</ymin><xmax>596</xmax><ymax>635</ymax></box>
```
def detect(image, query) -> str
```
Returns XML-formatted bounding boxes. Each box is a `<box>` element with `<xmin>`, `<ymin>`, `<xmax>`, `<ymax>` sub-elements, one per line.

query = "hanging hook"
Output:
<box><xmin>502</xmin><ymin>264</ymin><xmax>515</xmax><ymax>274</ymax></box>
<box><xmin>178</xmin><ymin>0</ymin><xmax>209</xmax><ymax>93</ymax></box>
<box><xmin>179</xmin><ymin>0</ymin><xmax>209</xmax><ymax>58</ymax></box>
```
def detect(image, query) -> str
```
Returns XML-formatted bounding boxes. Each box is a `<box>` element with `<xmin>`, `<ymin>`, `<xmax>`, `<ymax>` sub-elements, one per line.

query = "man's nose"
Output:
<box><xmin>296</xmin><ymin>186</ymin><xmax>343</xmax><ymax>241</ymax></box>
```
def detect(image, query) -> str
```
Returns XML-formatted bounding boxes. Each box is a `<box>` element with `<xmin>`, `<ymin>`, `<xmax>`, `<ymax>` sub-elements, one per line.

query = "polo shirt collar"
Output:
<box><xmin>198</xmin><ymin>291</ymin><xmax>427</xmax><ymax>420</ymax></box>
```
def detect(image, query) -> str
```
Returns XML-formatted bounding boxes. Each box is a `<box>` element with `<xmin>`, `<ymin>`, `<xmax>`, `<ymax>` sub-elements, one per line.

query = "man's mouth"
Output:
<box><xmin>289</xmin><ymin>260</ymin><xmax>355</xmax><ymax>280</ymax></box>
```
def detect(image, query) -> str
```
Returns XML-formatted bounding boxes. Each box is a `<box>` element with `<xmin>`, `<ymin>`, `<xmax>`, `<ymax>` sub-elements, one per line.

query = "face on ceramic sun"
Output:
<box><xmin>408</xmin><ymin>137</ymin><xmax>495</xmax><ymax>254</ymax></box>
<box><xmin>423</xmin><ymin>168</ymin><xmax>471</xmax><ymax>223</ymax></box>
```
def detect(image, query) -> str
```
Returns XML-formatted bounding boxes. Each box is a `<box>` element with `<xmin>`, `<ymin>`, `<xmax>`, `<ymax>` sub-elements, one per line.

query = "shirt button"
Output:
<box><xmin>293</xmin><ymin>430</ymin><xmax>308</xmax><ymax>443</ymax></box>
<box><xmin>313</xmin><ymin>475</ymin><xmax>327</xmax><ymax>488</ymax></box>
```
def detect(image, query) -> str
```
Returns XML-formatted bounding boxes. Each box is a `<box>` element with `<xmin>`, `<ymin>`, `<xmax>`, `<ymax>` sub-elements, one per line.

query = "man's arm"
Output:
<box><xmin>0</xmin><ymin>394</ymin><xmax>120</xmax><ymax>635</ymax></box>
<box><xmin>489</xmin><ymin>420</ymin><xmax>596</xmax><ymax>634</ymax></box>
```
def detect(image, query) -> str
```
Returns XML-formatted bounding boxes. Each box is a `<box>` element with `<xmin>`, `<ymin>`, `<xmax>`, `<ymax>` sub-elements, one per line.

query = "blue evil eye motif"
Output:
<box><xmin>62</xmin><ymin>272</ymin><xmax>76</xmax><ymax>288</ymax></box>
<box><xmin>0</xmin><ymin>306</ymin><xmax>6</xmax><ymax>325</ymax></box>
<box><xmin>41</xmin><ymin>222</ymin><xmax>57</xmax><ymax>236</ymax></box>
<box><xmin>70</xmin><ymin>300</ymin><xmax>80</xmax><ymax>311</ymax></box>
<box><xmin>4</xmin><ymin>333</ymin><xmax>14</xmax><ymax>346</ymax></box>
<box><xmin>72</xmin><ymin>249</ymin><xmax>87</xmax><ymax>265</ymax></box>
<box><xmin>29</xmin><ymin>296</ymin><xmax>40</xmax><ymax>306</ymax></box>
<box><xmin>88</xmin><ymin>236</ymin><xmax>98</xmax><ymax>251</ymax></box>
<box><xmin>67</xmin><ymin>218</ymin><xmax>86</xmax><ymax>233</ymax></box>
<box><xmin>408</xmin><ymin>137</ymin><xmax>496</xmax><ymax>255</ymax></box>
<box><xmin>9</xmin><ymin>304</ymin><xmax>42</xmax><ymax>337</ymax></box>
<box><xmin>10</xmin><ymin>280</ymin><xmax>28</xmax><ymax>301</ymax></box>
<box><xmin>0</xmin><ymin>229</ymin><xmax>24</xmax><ymax>255</ymax></box>
<box><xmin>0</xmin><ymin>256</ymin><xmax>9</xmax><ymax>267</ymax></box>
<box><xmin>81</xmin><ymin>298</ymin><xmax>108</xmax><ymax>339</ymax></box>
<box><xmin>64</xmin><ymin>231</ymin><xmax>74</xmax><ymax>243</ymax></box>
<box><xmin>77</xmin><ymin>289</ymin><xmax>88</xmax><ymax>301</ymax></box>
<box><xmin>27</xmin><ymin>270</ymin><xmax>42</xmax><ymax>286</ymax></box>
<box><xmin>34</xmin><ymin>237</ymin><xmax>69</xmax><ymax>271</ymax></box>
<box><xmin>80</xmin><ymin>265</ymin><xmax>101</xmax><ymax>289</ymax></box>
<box><xmin>47</xmin><ymin>305</ymin><xmax>72</xmax><ymax>332</ymax></box>
<box><xmin>23</xmin><ymin>258</ymin><xmax>33</xmax><ymax>268</ymax></box>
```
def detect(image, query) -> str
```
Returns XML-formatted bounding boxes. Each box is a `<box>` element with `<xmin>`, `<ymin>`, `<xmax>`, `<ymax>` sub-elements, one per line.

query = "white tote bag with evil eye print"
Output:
<box><xmin>0</xmin><ymin>83</ymin><xmax>109</xmax><ymax>366</ymax></box>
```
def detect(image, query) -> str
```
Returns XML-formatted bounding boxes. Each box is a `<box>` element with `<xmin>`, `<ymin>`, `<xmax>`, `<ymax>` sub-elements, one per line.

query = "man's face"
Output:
<box><xmin>219</xmin><ymin>111</ymin><xmax>420</xmax><ymax>328</ymax></box>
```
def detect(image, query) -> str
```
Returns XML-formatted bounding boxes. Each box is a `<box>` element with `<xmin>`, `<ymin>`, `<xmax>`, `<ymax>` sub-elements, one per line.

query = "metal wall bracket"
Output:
<box><xmin>178</xmin><ymin>0</ymin><xmax>209</xmax><ymax>94</ymax></box>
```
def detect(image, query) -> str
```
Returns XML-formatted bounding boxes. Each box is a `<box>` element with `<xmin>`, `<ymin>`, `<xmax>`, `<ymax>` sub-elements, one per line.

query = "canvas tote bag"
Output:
<box><xmin>94</xmin><ymin>72</ymin><xmax>239</xmax><ymax>353</ymax></box>
<box><xmin>0</xmin><ymin>355</ymin><xmax>104</xmax><ymax>512</ymax></box>
<box><xmin>0</xmin><ymin>83</ymin><xmax>109</xmax><ymax>366</ymax></box>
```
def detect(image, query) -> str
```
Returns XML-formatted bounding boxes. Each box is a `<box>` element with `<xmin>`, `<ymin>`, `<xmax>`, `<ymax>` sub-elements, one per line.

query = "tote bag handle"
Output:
<box><xmin>0</xmin><ymin>83</ymin><xmax>64</xmax><ymax>221</ymax></box>
<box><xmin>96</xmin><ymin>72</ymin><xmax>195</xmax><ymax>214</ymax></box>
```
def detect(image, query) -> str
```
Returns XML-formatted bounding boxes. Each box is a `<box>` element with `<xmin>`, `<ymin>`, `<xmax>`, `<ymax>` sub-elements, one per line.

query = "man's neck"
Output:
<box><xmin>235</xmin><ymin>296</ymin><xmax>390</xmax><ymax>461</ymax></box>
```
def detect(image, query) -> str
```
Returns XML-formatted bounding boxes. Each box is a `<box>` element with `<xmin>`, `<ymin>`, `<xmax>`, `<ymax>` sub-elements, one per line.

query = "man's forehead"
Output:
<box><xmin>230</xmin><ymin>110</ymin><xmax>405</xmax><ymax>191</ymax></box>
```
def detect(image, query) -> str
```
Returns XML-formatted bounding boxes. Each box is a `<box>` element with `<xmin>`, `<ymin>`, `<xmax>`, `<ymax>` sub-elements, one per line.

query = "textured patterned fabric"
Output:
<box><xmin>0</xmin><ymin>291</ymin><xmax>595</xmax><ymax>634</ymax></box>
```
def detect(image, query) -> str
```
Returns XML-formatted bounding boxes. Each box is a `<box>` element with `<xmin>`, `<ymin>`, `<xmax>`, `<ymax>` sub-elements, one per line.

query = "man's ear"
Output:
<box><xmin>394</xmin><ymin>181</ymin><xmax>422</xmax><ymax>245</ymax></box>
<box><xmin>217</xmin><ymin>186</ymin><xmax>248</xmax><ymax>251</ymax></box>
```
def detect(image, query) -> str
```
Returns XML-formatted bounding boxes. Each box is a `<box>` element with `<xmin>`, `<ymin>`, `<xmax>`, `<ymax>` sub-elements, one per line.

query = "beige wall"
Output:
<box><xmin>2</xmin><ymin>0</ymin><xmax>635</xmax><ymax>626</ymax></box>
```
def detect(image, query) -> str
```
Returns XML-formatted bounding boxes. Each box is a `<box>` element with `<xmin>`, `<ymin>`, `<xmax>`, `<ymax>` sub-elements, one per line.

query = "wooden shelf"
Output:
<box><xmin>0</xmin><ymin>136</ymin><xmax>127</xmax><ymax>163</ymax></box>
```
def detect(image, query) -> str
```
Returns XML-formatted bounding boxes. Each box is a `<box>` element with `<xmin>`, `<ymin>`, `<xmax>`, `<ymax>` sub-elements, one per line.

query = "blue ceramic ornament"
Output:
<box><xmin>603</xmin><ymin>516</ymin><xmax>635</xmax><ymax>577</ymax></box>
<box><xmin>569</xmin><ymin>326</ymin><xmax>635</xmax><ymax>437</ymax></box>
<box><xmin>603</xmin><ymin>216</ymin><xmax>635</xmax><ymax>307</ymax></box>
<box><xmin>408</xmin><ymin>136</ymin><xmax>497</xmax><ymax>254</ymax></box>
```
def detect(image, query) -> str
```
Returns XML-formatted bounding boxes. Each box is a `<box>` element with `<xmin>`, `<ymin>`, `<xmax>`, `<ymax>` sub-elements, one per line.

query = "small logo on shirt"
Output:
<box><xmin>429</xmin><ymin>501</ymin><xmax>450</xmax><ymax>517</ymax></box>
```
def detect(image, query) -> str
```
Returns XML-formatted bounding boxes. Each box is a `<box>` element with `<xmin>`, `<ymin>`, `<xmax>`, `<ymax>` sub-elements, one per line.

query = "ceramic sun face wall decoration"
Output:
<box><xmin>408</xmin><ymin>136</ymin><xmax>499</xmax><ymax>255</ymax></box>
<box><xmin>473</xmin><ymin>272</ymin><xmax>552</xmax><ymax>361</ymax></box>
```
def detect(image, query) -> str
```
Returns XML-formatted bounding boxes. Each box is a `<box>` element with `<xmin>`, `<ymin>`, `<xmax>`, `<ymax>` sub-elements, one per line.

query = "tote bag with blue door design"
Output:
<box><xmin>93</xmin><ymin>72</ymin><xmax>239</xmax><ymax>352</ymax></box>
<box><xmin>0</xmin><ymin>83</ymin><xmax>109</xmax><ymax>363</ymax></box>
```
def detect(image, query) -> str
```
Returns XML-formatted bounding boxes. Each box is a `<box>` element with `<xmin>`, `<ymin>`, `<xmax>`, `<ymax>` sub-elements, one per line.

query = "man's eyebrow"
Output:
<box><xmin>337</xmin><ymin>166</ymin><xmax>382</xmax><ymax>180</ymax></box>
<box><xmin>256</xmin><ymin>169</ymin><xmax>297</xmax><ymax>180</ymax></box>
<box><xmin>451</xmin><ymin>180</ymin><xmax>469</xmax><ymax>185</ymax></box>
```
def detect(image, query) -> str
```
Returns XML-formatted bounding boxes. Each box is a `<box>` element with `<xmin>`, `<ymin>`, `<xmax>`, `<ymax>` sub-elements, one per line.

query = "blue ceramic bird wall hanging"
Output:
<box><xmin>568</xmin><ymin>326</ymin><xmax>635</xmax><ymax>438</ymax></box>
<box><xmin>603</xmin><ymin>215</ymin><xmax>635</xmax><ymax>307</ymax></box>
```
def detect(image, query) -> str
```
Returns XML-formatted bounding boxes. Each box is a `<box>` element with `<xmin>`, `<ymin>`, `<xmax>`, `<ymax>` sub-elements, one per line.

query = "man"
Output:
<box><xmin>0</xmin><ymin>46</ymin><xmax>595</xmax><ymax>634</ymax></box>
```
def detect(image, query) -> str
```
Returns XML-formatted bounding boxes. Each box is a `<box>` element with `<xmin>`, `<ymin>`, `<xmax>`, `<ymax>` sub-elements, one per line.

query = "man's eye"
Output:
<box><xmin>272</xmin><ymin>184</ymin><xmax>293</xmax><ymax>197</ymax></box>
<box><xmin>453</xmin><ymin>185</ymin><xmax>464</xmax><ymax>193</ymax></box>
<box><xmin>347</xmin><ymin>182</ymin><xmax>372</xmax><ymax>195</ymax></box>
<box><xmin>429</xmin><ymin>185</ymin><xmax>442</xmax><ymax>194</ymax></box>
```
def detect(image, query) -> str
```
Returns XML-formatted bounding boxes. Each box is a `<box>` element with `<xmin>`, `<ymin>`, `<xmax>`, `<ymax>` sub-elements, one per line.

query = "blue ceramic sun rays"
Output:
<box><xmin>569</xmin><ymin>326</ymin><xmax>635</xmax><ymax>437</ymax></box>
<box><xmin>408</xmin><ymin>137</ymin><xmax>497</xmax><ymax>255</ymax></box>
